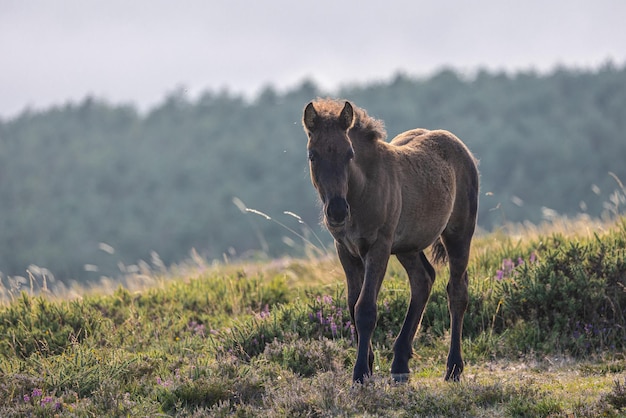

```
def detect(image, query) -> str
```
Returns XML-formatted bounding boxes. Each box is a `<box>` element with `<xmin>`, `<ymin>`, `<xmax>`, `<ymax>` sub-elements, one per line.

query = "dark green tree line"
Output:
<box><xmin>1</xmin><ymin>64</ymin><xmax>625</xmax><ymax>280</ymax></box>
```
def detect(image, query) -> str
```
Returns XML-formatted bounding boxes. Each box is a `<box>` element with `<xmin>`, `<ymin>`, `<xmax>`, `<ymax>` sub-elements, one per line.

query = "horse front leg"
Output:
<box><xmin>336</xmin><ymin>241</ymin><xmax>364</xmax><ymax>341</ymax></box>
<box><xmin>352</xmin><ymin>241</ymin><xmax>391</xmax><ymax>383</ymax></box>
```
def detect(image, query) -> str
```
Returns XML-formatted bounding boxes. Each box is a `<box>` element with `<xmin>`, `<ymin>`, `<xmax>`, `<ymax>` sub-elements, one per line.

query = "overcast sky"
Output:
<box><xmin>1</xmin><ymin>0</ymin><xmax>624</xmax><ymax>119</ymax></box>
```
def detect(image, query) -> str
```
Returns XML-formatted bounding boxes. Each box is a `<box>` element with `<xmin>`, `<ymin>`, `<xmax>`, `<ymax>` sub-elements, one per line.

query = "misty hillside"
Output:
<box><xmin>1</xmin><ymin>64</ymin><xmax>625</xmax><ymax>280</ymax></box>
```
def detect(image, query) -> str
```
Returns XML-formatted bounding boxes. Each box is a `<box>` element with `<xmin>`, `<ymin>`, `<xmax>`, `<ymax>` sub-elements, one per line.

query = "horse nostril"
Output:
<box><xmin>326</xmin><ymin>197</ymin><xmax>349</xmax><ymax>224</ymax></box>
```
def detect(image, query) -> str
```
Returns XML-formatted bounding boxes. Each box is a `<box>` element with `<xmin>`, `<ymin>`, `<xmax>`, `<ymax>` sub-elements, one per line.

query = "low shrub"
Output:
<box><xmin>494</xmin><ymin>223</ymin><xmax>626</xmax><ymax>355</ymax></box>
<box><xmin>262</xmin><ymin>337</ymin><xmax>349</xmax><ymax>377</ymax></box>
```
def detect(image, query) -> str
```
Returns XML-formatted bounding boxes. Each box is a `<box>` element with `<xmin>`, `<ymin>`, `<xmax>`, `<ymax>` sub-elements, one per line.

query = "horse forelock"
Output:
<box><xmin>310</xmin><ymin>98</ymin><xmax>386</xmax><ymax>141</ymax></box>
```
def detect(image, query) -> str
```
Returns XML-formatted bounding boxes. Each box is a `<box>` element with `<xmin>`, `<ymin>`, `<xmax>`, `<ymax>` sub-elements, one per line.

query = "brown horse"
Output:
<box><xmin>302</xmin><ymin>99</ymin><xmax>479</xmax><ymax>383</ymax></box>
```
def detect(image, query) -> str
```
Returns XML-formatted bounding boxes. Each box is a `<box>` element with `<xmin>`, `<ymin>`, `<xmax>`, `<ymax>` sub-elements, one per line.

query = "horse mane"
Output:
<box><xmin>311</xmin><ymin>98</ymin><xmax>387</xmax><ymax>141</ymax></box>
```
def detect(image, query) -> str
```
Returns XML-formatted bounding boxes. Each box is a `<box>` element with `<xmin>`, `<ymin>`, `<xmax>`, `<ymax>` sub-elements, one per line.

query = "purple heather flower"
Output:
<box><xmin>496</xmin><ymin>270</ymin><xmax>504</xmax><ymax>281</ymax></box>
<box><xmin>32</xmin><ymin>388</ymin><xmax>43</xmax><ymax>397</ymax></box>
<box><xmin>502</xmin><ymin>258</ymin><xmax>514</xmax><ymax>273</ymax></box>
<box><xmin>322</xmin><ymin>295</ymin><xmax>333</xmax><ymax>305</ymax></box>
<box><xmin>23</xmin><ymin>394</ymin><xmax>30</xmax><ymax>402</ymax></box>
<box><xmin>260</xmin><ymin>304</ymin><xmax>270</xmax><ymax>319</ymax></box>
<box><xmin>317</xmin><ymin>310</ymin><xmax>324</xmax><ymax>324</ymax></box>
<box><xmin>529</xmin><ymin>252</ymin><xmax>537</xmax><ymax>263</ymax></box>
<box><xmin>330</xmin><ymin>320</ymin><xmax>338</xmax><ymax>337</ymax></box>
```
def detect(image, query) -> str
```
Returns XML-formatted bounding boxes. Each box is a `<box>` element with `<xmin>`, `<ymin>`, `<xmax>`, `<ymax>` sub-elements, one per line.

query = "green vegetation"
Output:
<box><xmin>0</xmin><ymin>218</ymin><xmax>625</xmax><ymax>416</ymax></box>
<box><xmin>1</xmin><ymin>64</ymin><xmax>626</xmax><ymax>279</ymax></box>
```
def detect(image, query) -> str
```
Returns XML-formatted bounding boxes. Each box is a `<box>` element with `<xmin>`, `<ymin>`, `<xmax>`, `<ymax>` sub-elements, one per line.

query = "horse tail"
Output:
<box><xmin>431</xmin><ymin>237</ymin><xmax>448</xmax><ymax>265</ymax></box>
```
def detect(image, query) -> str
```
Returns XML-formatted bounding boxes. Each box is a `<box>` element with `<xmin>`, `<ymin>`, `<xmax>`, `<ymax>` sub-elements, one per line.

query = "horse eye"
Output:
<box><xmin>308</xmin><ymin>150</ymin><xmax>316</xmax><ymax>162</ymax></box>
<box><xmin>346</xmin><ymin>148</ymin><xmax>355</xmax><ymax>161</ymax></box>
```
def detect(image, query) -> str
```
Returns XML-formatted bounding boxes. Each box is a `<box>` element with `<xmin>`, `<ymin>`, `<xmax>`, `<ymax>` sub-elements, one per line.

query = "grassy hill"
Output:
<box><xmin>0</xmin><ymin>217</ymin><xmax>625</xmax><ymax>416</ymax></box>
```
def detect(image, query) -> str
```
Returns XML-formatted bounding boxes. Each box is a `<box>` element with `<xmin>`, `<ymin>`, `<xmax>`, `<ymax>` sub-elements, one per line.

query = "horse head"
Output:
<box><xmin>303</xmin><ymin>101</ymin><xmax>355</xmax><ymax>230</ymax></box>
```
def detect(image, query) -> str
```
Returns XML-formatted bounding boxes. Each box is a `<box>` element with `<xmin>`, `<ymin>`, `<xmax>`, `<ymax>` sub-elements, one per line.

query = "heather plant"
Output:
<box><xmin>493</xmin><ymin>221</ymin><xmax>626</xmax><ymax>355</ymax></box>
<box><xmin>603</xmin><ymin>378</ymin><xmax>626</xmax><ymax>411</ymax></box>
<box><xmin>261</xmin><ymin>337</ymin><xmax>350</xmax><ymax>377</ymax></box>
<box><xmin>217</xmin><ymin>292</ymin><xmax>354</xmax><ymax>361</ymax></box>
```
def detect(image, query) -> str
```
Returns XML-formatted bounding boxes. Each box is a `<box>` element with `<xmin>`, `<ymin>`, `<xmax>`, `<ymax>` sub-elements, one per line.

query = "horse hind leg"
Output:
<box><xmin>391</xmin><ymin>251</ymin><xmax>435</xmax><ymax>382</ymax></box>
<box><xmin>441</xmin><ymin>233</ymin><xmax>472</xmax><ymax>382</ymax></box>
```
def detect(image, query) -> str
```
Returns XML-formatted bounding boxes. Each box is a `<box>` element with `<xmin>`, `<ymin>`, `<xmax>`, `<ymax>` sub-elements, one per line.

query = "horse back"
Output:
<box><xmin>390</xmin><ymin>128</ymin><xmax>477</xmax><ymax>185</ymax></box>
<box><xmin>388</xmin><ymin>128</ymin><xmax>479</xmax><ymax>247</ymax></box>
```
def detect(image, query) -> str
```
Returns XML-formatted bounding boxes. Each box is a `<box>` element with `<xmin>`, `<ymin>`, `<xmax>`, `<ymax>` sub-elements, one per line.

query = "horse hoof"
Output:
<box><xmin>391</xmin><ymin>373</ymin><xmax>410</xmax><ymax>383</ymax></box>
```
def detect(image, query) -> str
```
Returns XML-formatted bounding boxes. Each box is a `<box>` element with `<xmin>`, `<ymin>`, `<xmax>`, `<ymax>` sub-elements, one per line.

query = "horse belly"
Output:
<box><xmin>392</xmin><ymin>189</ymin><xmax>454</xmax><ymax>253</ymax></box>
<box><xmin>391</xmin><ymin>220</ymin><xmax>447</xmax><ymax>253</ymax></box>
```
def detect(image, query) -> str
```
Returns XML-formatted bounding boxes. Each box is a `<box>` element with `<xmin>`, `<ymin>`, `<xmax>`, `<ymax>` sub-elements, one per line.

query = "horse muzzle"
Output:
<box><xmin>325</xmin><ymin>196</ymin><xmax>350</xmax><ymax>227</ymax></box>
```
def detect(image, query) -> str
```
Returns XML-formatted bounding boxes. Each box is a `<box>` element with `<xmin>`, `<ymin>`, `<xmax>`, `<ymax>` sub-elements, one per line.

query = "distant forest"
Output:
<box><xmin>1</xmin><ymin>63</ymin><xmax>625</xmax><ymax>281</ymax></box>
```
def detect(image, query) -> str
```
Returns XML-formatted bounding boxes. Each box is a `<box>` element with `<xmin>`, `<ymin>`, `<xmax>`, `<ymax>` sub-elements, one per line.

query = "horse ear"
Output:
<box><xmin>339</xmin><ymin>101</ymin><xmax>355</xmax><ymax>131</ymax></box>
<box><xmin>303</xmin><ymin>102</ymin><xmax>318</xmax><ymax>131</ymax></box>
